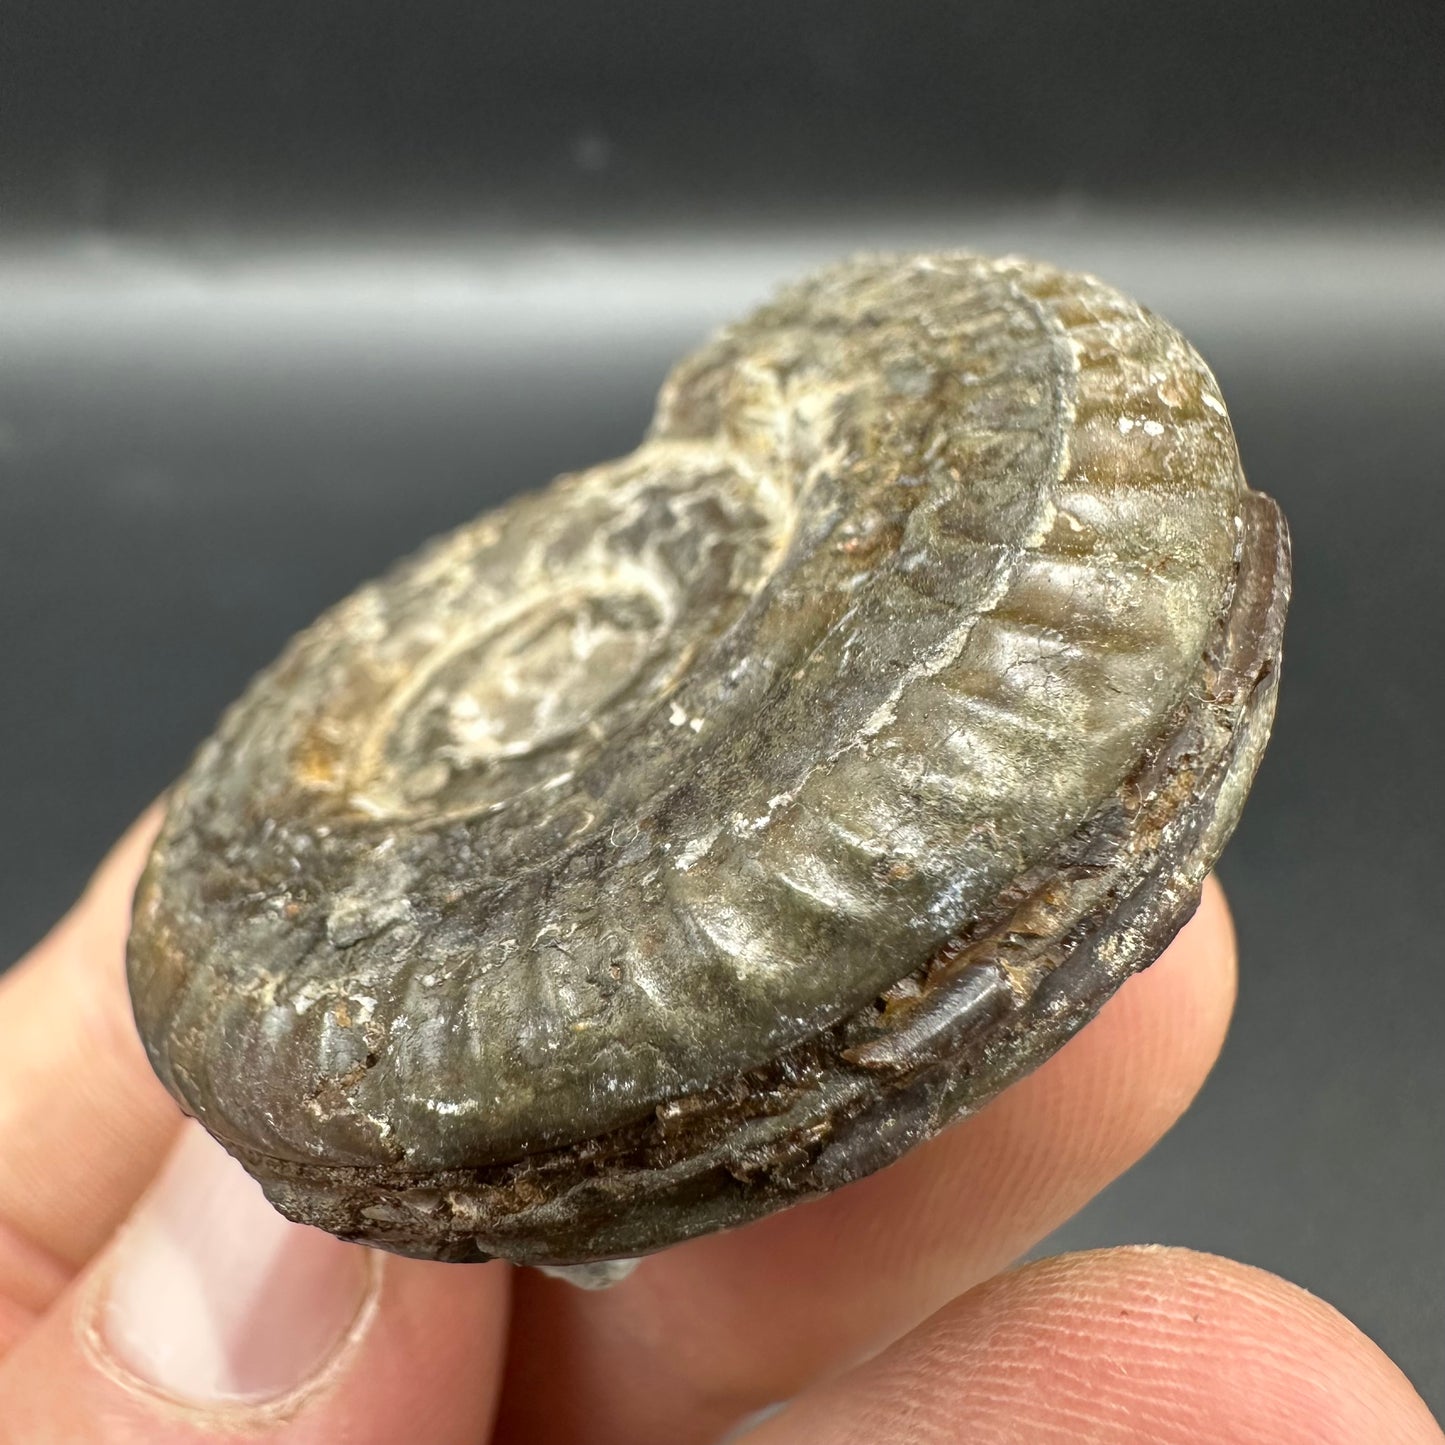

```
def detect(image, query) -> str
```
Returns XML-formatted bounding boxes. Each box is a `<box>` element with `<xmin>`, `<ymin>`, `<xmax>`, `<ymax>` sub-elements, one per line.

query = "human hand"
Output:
<box><xmin>0</xmin><ymin>811</ymin><xmax>1438</xmax><ymax>1443</ymax></box>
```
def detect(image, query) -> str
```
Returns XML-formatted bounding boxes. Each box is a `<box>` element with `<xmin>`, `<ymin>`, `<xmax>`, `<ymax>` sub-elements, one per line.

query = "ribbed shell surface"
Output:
<box><xmin>128</xmin><ymin>254</ymin><xmax>1267</xmax><ymax>1249</ymax></box>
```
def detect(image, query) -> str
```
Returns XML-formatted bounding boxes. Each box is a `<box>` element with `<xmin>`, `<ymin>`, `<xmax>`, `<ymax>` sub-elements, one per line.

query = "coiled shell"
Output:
<box><xmin>127</xmin><ymin>253</ymin><xmax>1289</xmax><ymax>1265</ymax></box>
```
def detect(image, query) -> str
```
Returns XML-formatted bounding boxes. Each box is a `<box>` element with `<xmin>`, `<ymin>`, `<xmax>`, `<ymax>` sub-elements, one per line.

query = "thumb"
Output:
<box><xmin>0</xmin><ymin>1123</ymin><xmax>509</xmax><ymax>1444</ymax></box>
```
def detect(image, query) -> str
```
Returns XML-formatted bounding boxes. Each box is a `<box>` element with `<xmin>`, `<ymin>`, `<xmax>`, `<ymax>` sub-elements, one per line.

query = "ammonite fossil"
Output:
<box><xmin>127</xmin><ymin>252</ymin><xmax>1289</xmax><ymax>1273</ymax></box>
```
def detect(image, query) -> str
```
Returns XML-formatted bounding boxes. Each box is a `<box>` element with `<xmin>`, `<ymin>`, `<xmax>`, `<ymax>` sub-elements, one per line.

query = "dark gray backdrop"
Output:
<box><xmin>2</xmin><ymin>0</ymin><xmax>1442</xmax><ymax>1417</ymax></box>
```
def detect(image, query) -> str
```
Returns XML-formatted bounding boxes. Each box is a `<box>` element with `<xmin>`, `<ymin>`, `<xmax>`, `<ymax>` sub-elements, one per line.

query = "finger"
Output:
<box><xmin>745</xmin><ymin>1246</ymin><xmax>1445</xmax><ymax>1444</ymax></box>
<box><xmin>496</xmin><ymin>879</ymin><xmax>1237</xmax><ymax>1445</ymax></box>
<box><xmin>0</xmin><ymin>808</ymin><xmax>183</xmax><ymax>1325</ymax></box>
<box><xmin>0</xmin><ymin>1123</ymin><xmax>510</xmax><ymax>1445</ymax></box>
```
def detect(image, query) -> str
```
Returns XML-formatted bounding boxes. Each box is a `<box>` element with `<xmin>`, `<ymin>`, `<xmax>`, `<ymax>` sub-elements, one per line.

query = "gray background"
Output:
<box><xmin>2</xmin><ymin>0</ymin><xmax>1442</xmax><ymax>1417</ymax></box>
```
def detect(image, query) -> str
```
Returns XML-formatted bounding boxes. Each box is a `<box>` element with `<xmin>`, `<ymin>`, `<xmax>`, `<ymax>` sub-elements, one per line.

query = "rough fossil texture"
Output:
<box><xmin>127</xmin><ymin>252</ymin><xmax>1290</xmax><ymax>1267</ymax></box>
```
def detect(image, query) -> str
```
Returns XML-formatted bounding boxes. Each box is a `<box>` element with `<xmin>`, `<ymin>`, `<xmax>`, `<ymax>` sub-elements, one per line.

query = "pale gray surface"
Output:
<box><xmin>1</xmin><ymin>218</ymin><xmax>1442</xmax><ymax>1404</ymax></box>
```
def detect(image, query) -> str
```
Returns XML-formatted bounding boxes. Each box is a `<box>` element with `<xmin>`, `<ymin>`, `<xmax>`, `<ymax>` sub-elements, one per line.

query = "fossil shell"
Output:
<box><xmin>127</xmin><ymin>253</ymin><xmax>1289</xmax><ymax>1266</ymax></box>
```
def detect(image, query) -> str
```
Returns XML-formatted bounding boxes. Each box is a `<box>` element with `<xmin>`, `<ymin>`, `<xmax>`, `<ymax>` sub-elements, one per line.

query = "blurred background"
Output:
<box><xmin>2</xmin><ymin>0</ymin><xmax>1441</xmax><ymax>1412</ymax></box>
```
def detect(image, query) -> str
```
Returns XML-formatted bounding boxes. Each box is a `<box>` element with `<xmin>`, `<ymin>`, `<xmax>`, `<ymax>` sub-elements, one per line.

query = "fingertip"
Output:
<box><xmin>0</xmin><ymin>806</ymin><xmax>183</xmax><ymax>1289</ymax></box>
<box><xmin>0</xmin><ymin>1125</ymin><xmax>511</xmax><ymax>1443</ymax></box>
<box><xmin>1034</xmin><ymin>872</ymin><xmax>1238</xmax><ymax>1145</ymax></box>
<box><xmin>76</xmin><ymin>802</ymin><xmax>168</xmax><ymax>942</ymax></box>
<box><xmin>1137</xmin><ymin>871</ymin><xmax>1238</xmax><ymax>1055</ymax></box>
<box><xmin>923</xmin><ymin>873</ymin><xmax>1239</xmax><ymax>1266</ymax></box>
<box><xmin>751</xmin><ymin>1247</ymin><xmax>1444</xmax><ymax>1445</ymax></box>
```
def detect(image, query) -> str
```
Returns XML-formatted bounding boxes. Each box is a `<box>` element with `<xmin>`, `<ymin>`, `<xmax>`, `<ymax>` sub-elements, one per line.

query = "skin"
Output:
<box><xmin>0</xmin><ymin>809</ymin><xmax>1438</xmax><ymax>1444</ymax></box>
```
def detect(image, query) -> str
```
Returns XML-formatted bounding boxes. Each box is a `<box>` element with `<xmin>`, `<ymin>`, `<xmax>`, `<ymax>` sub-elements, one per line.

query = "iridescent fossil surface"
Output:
<box><xmin>127</xmin><ymin>253</ymin><xmax>1290</xmax><ymax>1266</ymax></box>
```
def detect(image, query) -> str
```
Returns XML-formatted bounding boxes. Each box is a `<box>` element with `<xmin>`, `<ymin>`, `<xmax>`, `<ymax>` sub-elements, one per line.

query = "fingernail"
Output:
<box><xmin>99</xmin><ymin>1124</ymin><xmax>376</xmax><ymax>1405</ymax></box>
